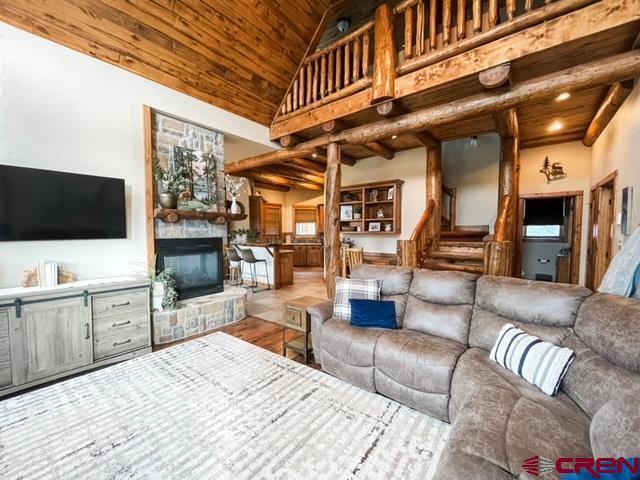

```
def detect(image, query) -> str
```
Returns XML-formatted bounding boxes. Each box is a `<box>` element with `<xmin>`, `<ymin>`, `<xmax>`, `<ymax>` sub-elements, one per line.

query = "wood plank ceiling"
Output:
<box><xmin>0</xmin><ymin>0</ymin><xmax>335</xmax><ymax>126</ymax></box>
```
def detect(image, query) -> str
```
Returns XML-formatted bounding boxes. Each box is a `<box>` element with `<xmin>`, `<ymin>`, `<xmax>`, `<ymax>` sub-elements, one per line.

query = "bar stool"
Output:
<box><xmin>239</xmin><ymin>248</ymin><xmax>270</xmax><ymax>293</ymax></box>
<box><xmin>226</xmin><ymin>247</ymin><xmax>243</xmax><ymax>286</ymax></box>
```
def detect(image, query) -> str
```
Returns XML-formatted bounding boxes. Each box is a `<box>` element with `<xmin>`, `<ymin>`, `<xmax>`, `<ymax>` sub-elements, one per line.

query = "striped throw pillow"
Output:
<box><xmin>333</xmin><ymin>277</ymin><xmax>382</xmax><ymax>321</ymax></box>
<box><xmin>489</xmin><ymin>323</ymin><xmax>576</xmax><ymax>396</ymax></box>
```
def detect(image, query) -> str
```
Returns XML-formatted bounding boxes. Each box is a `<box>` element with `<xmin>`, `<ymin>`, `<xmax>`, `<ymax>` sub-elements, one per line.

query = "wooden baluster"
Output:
<box><xmin>506</xmin><ymin>0</ymin><xmax>516</xmax><ymax>20</ymax></box>
<box><xmin>313</xmin><ymin>58</ymin><xmax>319</xmax><ymax>102</ymax></box>
<box><xmin>404</xmin><ymin>5</ymin><xmax>414</xmax><ymax>59</ymax></box>
<box><xmin>306</xmin><ymin>63</ymin><xmax>313</xmax><ymax>105</ymax></box>
<box><xmin>525</xmin><ymin>0</ymin><xmax>534</xmax><ymax>11</ymax></box>
<box><xmin>416</xmin><ymin>1</ymin><xmax>425</xmax><ymax>56</ymax></box>
<box><xmin>328</xmin><ymin>49</ymin><xmax>335</xmax><ymax>94</ymax></box>
<box><xmin>320</xmin><ymin>54</ymin><xmax>327</xmax><ymax>98</ymax></box>
<box><xmin>336</xmin><ymin>46</ymin><xmax>342</xmax><ymax>90</ymax></box>
<box><xmin>489</xmin><ymin>0</ymin><xmax>499</xmax><ymax>27</ymax></box>
<box><xmin>457</xmin><ymin>0</ymin><xmax>466</xmax><ymax>40</ymax></box>
<box><xmin>281</xmin><ymin>104</ymin><xmax>286</xmax><ymax>115</ymax></box>
<box><xmin>353</xmin><ymin>35</ymin><xmax>361</xmax><ymax>80</ymax></box>
<box><xmin>443</xmin><ymin>0</ymin><xmax>452</xmax><ymax>45</ymax></box>
<box><xmin>299</xmin><ymin>67</ymin><xmax>305</xmax><ymax>107</ymax></box>
<box><xmin>362</xmin><ymin>31</ymin><xmax>370</xmax><ymax>76</ymax></box>
<box><xmin>344</xmin><ymin>41</ymin><xmax>351</xmax><ymax>86</ymax></box>
<box><xmin>473</xmin><ymin>0</ymin><xmax>482</xmax><ymax>34</ymax></box>
<box><xmin>292</xmin><ymin>79</ymin><xmax>299</xmax><ymax>110</ymax></box>
<box><xmin>429</xmin><ymin>0</ymin><xmax>437</xmax><ymax>50</ymax></box>
<box><xmin>286</xmin><ymin>93</ymin><xmax>292</xmax><ymax>113</ymax></box>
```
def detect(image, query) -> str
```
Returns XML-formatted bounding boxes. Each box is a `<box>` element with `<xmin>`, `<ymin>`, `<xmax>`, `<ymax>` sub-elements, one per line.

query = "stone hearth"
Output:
<box><xmin>152</xmin><ymin>286</ymin><xmax>246</xmax><ymax>345</ymax></box>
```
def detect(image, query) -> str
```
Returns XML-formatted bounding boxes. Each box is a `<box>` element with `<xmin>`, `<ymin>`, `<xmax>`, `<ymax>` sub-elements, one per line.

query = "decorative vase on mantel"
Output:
<box><xmin>230</xmin><ymin>196</ymin><xmax>241</xmax><ymax>214</ymax></box>
<box><xmin>159</xmin><ymin>192</ymin><xmax>178</xmax><ymax>209</ymax></box>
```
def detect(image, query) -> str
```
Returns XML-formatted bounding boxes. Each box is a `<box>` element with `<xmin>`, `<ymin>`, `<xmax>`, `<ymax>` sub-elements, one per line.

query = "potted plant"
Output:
<box><xmin>225</xmin><ymin>175</ymin><xmax>247</xmax><ymax>215</ymax></box>
<box><xmin>353</xmin><ymin>205</ymin><xmax>362</xmax><ymax>220</ymax></box>
<box><xmin>151</xmin><ymin>268</ymin><xmax>181</xmax><ymax>312</ymax></box>
<box><xmin>153</xmin><ymin>159</ymin><xmax>188</xmax><ymax>209</ymax></box>
<box><xmin>229</xmin><ymin>228</ymin><xmax>259</xmax><ymax>244</ymax></box>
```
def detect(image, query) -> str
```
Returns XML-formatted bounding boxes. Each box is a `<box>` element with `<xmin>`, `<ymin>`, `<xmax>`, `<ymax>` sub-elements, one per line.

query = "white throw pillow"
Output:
<box><xmin>333</xmin><ymin>277</ymin><xmax>382</xmax><ymax>321</ymax></box>
<box><xmin>490</xmin><ymin>323</ymin><xmax>576</xmax><ymax>396</ymax></box>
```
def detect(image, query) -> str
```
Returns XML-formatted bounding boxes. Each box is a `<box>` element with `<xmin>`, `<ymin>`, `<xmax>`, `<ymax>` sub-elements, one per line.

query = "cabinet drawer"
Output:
<box><xmin>94</xmin><ymin>325</ymin><xmax>149</xmax><ymax>360</ymax></box>
<box><xmin>93</xmin><ymin>311</ymin><xmax>149</xmax><ymax>338</ymax></box>
<box><xmin>284</xmin><ymin>307</ymin><xmax>303</xmax><ymax>329</ymax></box>
<box><xmin>92</xmin><ymin>290</ymin><xmax>148</xmax><ymax>319</ymax></box>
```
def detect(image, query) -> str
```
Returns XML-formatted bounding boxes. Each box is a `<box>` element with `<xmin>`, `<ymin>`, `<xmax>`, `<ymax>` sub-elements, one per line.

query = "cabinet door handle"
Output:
<box><xmin>113</xmin><ymin>339</ymin><xmax>132</xmax><ymax>347</ymax></box>
<box><xmin>111</xmin><ymin>301</ymin><xmax>131</xmax><ymax>308</ymax></box>
<box><xmin>85</xmin><ymin>323</ymin><xmax>90</xmax><ymax>340</ymax></box>
<box><xmin>112</xmin><ymin>320</ymin><xmax>131</xmax><ymax>328</ymax></box>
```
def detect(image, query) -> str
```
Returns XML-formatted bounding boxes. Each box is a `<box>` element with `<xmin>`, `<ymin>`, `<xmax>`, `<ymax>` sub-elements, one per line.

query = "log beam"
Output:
<box><xmin>479</xmin><ymin>63</ymin><xmax>512</xmax><ymax>89</ymax></box>
<box><xmin>225</xmin><ymin>147</ymin><xmax>317</xmax><ymax>174</ymax></box>
<box><xmin>363</xmin><ymin>142</ymin><xmax>395</xmax><ymax>160</ymax></box>
<box><xmin>583</xmin><ymin>80</ymin><xmax>634</xmax><ymax>146</ymax></box>
<box><xmin>238</xmin><ymin>171</ymin><xmax>323</xmax><ymax>191</ymax></box>
<box><xmin>376</xmin><ymin>100</ymin><xmax>439</xmax><ymax>148</ymax></box>
<box><xmin>254</xmin><ymin>181</ymin><xmax>290</xmax><ymax>192</ymax></box>
<box><xmin>257</xmin><ymin>166</ymin><xmax>325</xmax><ymax>185</ymax></box>
<box><xmin>289</xmin><ymin>158</ymin><xmax>326</xmax><ymax>174</ymax></box>
<box><xmin>325</xmin><ymin>143</ymin><xmax>342</xmax><ymax>298</ymax></box>
<box><xmin>279</xmin><ymin>134</ymin><xmax>301</xmax><ymax>148</ymax></box>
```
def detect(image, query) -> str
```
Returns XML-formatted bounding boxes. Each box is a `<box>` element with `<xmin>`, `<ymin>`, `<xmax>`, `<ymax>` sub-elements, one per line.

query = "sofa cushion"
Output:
<box><xmin>441</xmin><ymin>385</ymin><xmax>591</xmax><ymax>480</ymax></box>
<box><xmin>574</xmin><ymin>293</ymin><xmax>640</xmax><ymax>373</ymax></box>
<box><xmin>469</xmin><ymin>276</ymin><xmax>590</xmax><ymax>350</ymax></box>
<box><xmin>560</xmin><ymin>334</ymin><xmax>640</xmax><ymax>418</ymax></box>
<box><xmin>349</xmin><ymin>299</ymin><xmax>397</xmax><ymax>329</ymax></box>
<box><xmin>403</xmin><ymin>269</ymin><xmax>477</xmax><ymax>344</ymax></box>
<box><xmin>319</xmin><ymin>318</ymin><xmax>384</xmax><ymax>392</ymax></box>
<box><xmin>590</xmin><ymin>390</ymin><xmax>640</xmax><ymax>458</ymax></box>
<box><xmin>374</xmin><ymin>329</ymin><xmax>466</xmax><ymax>421</ymax></box>
<box><xmin>351</xmin><ymin>265</ymin><xmax>413</xmax><ymax>324</ymax></box>
<box><xmin>333</xmin><ymin>277</ymin><xmax>381</xmax><ymax>321</ymax></box>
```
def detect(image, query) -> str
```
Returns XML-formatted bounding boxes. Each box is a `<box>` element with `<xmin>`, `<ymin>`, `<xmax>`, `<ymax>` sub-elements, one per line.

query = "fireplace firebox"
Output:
<box><xmin>155</xmin><ymin>237</ymin><xmax>223</xmax><ymax>300</ymax></box>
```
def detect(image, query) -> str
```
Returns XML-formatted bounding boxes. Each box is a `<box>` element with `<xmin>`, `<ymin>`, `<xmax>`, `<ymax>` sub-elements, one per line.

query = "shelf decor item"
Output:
<box><xmin>225</xmin><ymin>175</ymin><xmax>247</xmax><ymax>214</ymax></box>
<box><xmin>376</xmin><ymin>207</ymin><xmax>385</xmax><ymax>218</ymax></box>
<box><xmin>369</xmin><ymin>222</ymin><xmax>381</xmax><ymax>232</ymax></box>
<box><xmin>384</xmin><ymin>223</ymin><xmax>393</xmax><ymax>232</ymax></box>
<box><xmin>340</xmin><ymin>205</ymin><xmax>353</xmax><ymax>220</ymax></box>
<box><xmin>387</xmin><ymin>187</ymin><xmax>394</xmax><ymax>200</ymax></box>
<box><xmin>173</xmin><ymin>146</ymin><xmax>219</xmax><ymax>205</ymax></box>
<box><xmin>370</xmin><ymin>189</ymin><xmax>379</xmax><ymax>202</ymax></box>
<box><xmin>153</xmin><ymin>159</ymin><xmax>188</xmax><ymax>209</ymax></box>
<box><xmin>353</xmin><ymin>205</ymin><xmax>362</xmax><ymax>220</ymax></box>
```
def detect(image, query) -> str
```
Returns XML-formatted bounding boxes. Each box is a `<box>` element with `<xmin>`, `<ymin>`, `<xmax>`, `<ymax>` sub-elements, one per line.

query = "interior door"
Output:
<box><xmin>587</xmin><ymin>183</ymin><xmax>615</xmax><ymax>290</ymax></box>
<box><xmin>12</xmin><ymin>297</ymin><xmax>92</xmax><ymax>384</ymax></box>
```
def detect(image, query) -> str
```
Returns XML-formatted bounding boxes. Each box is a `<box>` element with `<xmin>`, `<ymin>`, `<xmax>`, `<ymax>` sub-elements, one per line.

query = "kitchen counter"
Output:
<box><xmin>232</xmin><ymin>244</ymin><xmax>294</xmax><ymax>289</ymax></box>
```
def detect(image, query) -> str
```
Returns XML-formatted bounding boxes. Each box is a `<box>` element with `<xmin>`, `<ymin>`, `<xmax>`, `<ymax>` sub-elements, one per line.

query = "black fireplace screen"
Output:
<box><xmin>155</xmin><ymin>237</ymin><xmax>223</xmax><ymax>300</ymax></box>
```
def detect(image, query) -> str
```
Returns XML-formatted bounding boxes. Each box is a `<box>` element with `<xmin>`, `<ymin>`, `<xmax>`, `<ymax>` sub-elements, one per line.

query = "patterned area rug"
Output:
<box><xmin>0</xmin><ymin>333</ymin><xmax>450</xmax><ymax>479</ymax></box>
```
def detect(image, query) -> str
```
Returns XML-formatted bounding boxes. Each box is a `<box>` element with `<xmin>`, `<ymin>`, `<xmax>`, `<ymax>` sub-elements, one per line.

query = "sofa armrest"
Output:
<box><xmin>308</xmin><ymin>299</ymin><xmax>334</xmax><ymax>364</ymax></box>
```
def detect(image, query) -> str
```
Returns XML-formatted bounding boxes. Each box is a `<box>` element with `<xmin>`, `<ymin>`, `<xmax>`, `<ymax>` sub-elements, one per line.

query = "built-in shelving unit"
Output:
<box><xmin>339</xmin><ymin>180</ymin><xmax>403</xmax><ymax>235</ymax></box>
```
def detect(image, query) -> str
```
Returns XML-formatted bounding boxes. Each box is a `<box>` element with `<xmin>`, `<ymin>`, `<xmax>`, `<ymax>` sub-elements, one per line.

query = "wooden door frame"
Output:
<box><xmin>516</xmin><ymin>190</ymin><xmax>584</xmax><ymax>285</ymax></box>
<box><xmin>586</xmin><ymin>170</ymin><xmax>617</xmax><ymax>290</ymax></box>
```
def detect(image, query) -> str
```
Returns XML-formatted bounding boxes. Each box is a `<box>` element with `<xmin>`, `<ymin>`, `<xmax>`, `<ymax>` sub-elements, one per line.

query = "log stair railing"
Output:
<box><xmin>280</xmin><ymin>21</ymin><xmax>374</xmax><ymax>117</ymax></box>
<box><xmin>397</xmin><ymin>198</ymin><xmax>436</xmax><ymax>267</ymax></box>
<box><xmin>483</xmin><ymin>194</ymin><xmax>514</xmax><ymax>276</ymax></box>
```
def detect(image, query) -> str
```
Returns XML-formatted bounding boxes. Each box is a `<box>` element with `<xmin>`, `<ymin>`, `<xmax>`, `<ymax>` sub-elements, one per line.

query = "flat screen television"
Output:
<box><xmin>0</xmin><ymin>165</ymin><xmax>126</xmax><ymax>241</ymax></box>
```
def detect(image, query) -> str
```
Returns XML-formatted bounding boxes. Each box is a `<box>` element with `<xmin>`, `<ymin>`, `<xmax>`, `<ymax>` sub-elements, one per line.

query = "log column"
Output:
<box><xmin>325</xmin><ymin>142</ymin><xmax>342</xmax><ymax>298</ymax></box>
<box><xmin>426</xmin><ymin>141</ymin><xmax>442</xmax><ymax>245</ymax></box>
<box><xmin>371</xmin><ymin>3</ymin><xmax>396</xmax><ymax>103</ymax></box>
<box><xmin>498</xmin><ymin>135</ymin><xmax>520</xmax><ymax>244</ymax></box>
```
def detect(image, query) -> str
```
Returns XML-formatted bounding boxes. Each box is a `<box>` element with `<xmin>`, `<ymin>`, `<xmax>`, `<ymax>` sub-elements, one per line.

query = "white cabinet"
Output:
<box><xmin>0</xmin><ymin>277</ymin><xmax>151</xmax><ymax>397</ymax></box>
<box><xmin>0</xmin><ymin>309</ymin><xmax>12</xmax><ymax>390</ymax></box>
<box><xmin>11</xmin><ymin>297</ymin><xmax>92</xmax><ymax>384</ymax></box>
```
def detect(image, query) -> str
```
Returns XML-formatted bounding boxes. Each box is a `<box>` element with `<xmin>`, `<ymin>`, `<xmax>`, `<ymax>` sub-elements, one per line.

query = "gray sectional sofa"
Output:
<box><xmin>308</xmin><ymin>265</ymin><xmax>640</xmax><ymax>479</ymax></box>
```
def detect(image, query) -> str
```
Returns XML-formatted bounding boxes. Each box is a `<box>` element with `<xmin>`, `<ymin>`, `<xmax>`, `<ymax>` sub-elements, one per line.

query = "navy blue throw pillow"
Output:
<box><xmin>349</xmin><ymin>299</ymin><xmax>397</xmax><ymax>329</ymax></box>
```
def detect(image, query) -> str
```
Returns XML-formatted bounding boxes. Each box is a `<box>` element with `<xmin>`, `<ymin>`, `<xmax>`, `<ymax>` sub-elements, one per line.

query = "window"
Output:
<box><xmin>524</xmin><ymin>225</ymin><xmax>562</xmax><ymax>238</ymax></box>
<box><xmin>523</xmin><ymin>197</ymin><xmax>567</xmax><ymax>241</ymax></box>
<box><xmin>293</xmin><ymin>206</ymin><xmax>318</xmax><ymax>237</ymax></box>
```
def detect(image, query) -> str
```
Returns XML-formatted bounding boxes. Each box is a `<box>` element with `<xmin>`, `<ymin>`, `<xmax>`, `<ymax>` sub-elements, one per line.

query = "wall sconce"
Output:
<box><xmin>540</xmin><ymin>156</ymin><xmax>567</xmax><ymax>184</ymax></box>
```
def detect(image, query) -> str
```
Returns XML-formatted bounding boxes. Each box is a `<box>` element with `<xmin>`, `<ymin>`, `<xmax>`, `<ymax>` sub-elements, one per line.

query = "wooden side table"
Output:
<box><xmin>282</xmin><ymin>296</ymin><xmax>323</xmax><ymax>364</ymax></box>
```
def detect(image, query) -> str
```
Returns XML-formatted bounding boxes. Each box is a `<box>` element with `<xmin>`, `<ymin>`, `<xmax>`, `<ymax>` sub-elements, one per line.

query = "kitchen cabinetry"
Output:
<box><xmin>0</xmin><ymin>277</ymin><xmax>150</xmax><ymax>398</ymax></box>
<box><xmin>249</xmin><ymin>195</ymin><xmax>282</xmax><ymax>241</ymax></box>
<box><xmin>291</xmin><ymin>244</ymin><xmax>324</xmax><ymax>267</ymax></box>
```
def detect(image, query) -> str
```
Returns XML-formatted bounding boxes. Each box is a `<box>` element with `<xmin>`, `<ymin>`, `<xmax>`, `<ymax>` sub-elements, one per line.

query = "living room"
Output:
<box><xmin>1</xmin><ymin>0</ymin><xmax>639</xmax><ymax>479</ymax></box>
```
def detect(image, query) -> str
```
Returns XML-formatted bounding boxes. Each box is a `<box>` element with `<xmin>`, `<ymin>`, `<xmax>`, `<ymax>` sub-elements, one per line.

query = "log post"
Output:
<box><xmin>426</xmin><ymin>141</ymin><xmax>442</xmax><ymax>246</ymax></box>
<box><xmin>325</xmin><ymin>143</ymin><xmax>342</xmax><ymax>298</ymax></box>
<box><xmin>498</xmin><ymin>136</ymin><xmax>520</xmax><ymax>244</ymax></box>
<box><xmin>372</xmin><ymin>3</ymin><xmax>396</xmax><ymax>103</ymax></box>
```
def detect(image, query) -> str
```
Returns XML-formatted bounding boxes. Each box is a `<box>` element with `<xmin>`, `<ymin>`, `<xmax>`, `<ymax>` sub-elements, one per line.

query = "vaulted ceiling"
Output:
<box><xmin>0</xmin><ymin>0</ymin><xmax>336</xmax><ymax>125</ymax></box>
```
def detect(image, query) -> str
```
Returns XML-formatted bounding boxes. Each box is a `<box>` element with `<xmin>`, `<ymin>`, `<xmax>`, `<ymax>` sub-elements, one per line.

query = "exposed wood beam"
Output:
<box><xmin>363</xmin><ymin>142</ymin><xmax>395</xmax><ymax>160</ymax></box>
<box><xmin>413</xmin><ymin>131</ymin><xmax>440</xmax><ymax>149</ymax></box>
<box><xmin>279</xmin><ymin>134</ymin><xmax>302</xmax><ymax>148</ymax></box>
<box><xmin>321</xmin><ymin>119</ymin><xmax>346</xmax><ymax>133</ymax></box>
<box><xmin>479</xmin><ymin>63</ymin><xmax>512</xmax><ymax>89</ymax></box>
<box><xmin>257</xmin><ymin>166</ymin><xmax>325</xmax><ymax>185</ymax></box>
<box><xmin>226</xmin><ymin>147</ymin><xmax>318</xmax><ymax>174</ymax></box>
<box><xmin>376</xmin><ymin>100</ymin><xmax>439</xmax><ymax>148</ymax></box>
<box><xmin>494</xmin><ymin>108</ymin><xmax>519</xmax><ymax>139</ymax></box>
<box><xmin>307</xmin><ymin>143</ymin><xmax>357</xmax><ymax>166</ymax></box>
<box><xmin>254</xmin><ymin>181</ymin><xmax>290</xmax><ymax>192</ymax></box>
<box><xmin>270</xmin><ymin>0</ymin><xmax>637</xmax><ymax>139</ymax></box>
<box><xmin>583</xmin><ymin>80</ymin><xmax>634</xmax><ymax>146</ymax></box>
<box><xmin>237</xmin><ymin>171</ymin><xmax>323</xmax><ymax>191</ymax></box>
<box><xmin>325</xmin><ymin>143</ymin><xmax>342</xmax><ymax>298</ymax></box>
<box><xmin>289</xmin><ymin>158</ymin><xmax>326</xmax><ymax>174</ymax></box>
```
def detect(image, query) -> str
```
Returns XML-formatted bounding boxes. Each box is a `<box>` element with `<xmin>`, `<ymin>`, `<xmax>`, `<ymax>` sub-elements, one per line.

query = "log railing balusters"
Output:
<box><xmin>362</xmin><ymin>31</ymin><xmax>370</xmax><ymax>76</ymax></box>
<box><xmin>489</xmin><ymin>0</ymin><xmax>500</xmax><ymax>27</ymax></box>
<box><xmin>443</xmin><ymin>0</ymin><xmax>452</xmax><ymax>45</ymax></box>
<box><xmin>405</xmin><ymin>5</ymin><xmax>414</xmax><ymax>59</ymax></box>
<box><xmin>312</xmin><ymin>58</ymin><xmax>319</xmax><ymax>102</ymax></box>
<box><xmin>328</xmin><ymin>50</ymin><xmax>335</xmax><ymax>94</ymax></box>
<box><xmin>335</xmin><ymin>46</ymin><xmax>342</xmax><ymax>91</ymax></box>
<box><xmin>353</xmin><ymin>36</ymin><xmax>361</xmax><ymax>81</ymax></box>
<box><xmin>473</xmin><ymin>0</ymin><xmax>482</xmax><ymax>34</ymax></box>
<box><xmin>507</xmin><ymin>0</ymin><xmax>517</xmax><ymax>20</ymax></box>
<box><xmin>320</xmin><ymin>54</ymin><xmax>327</xmax><ymax>98</ymax></box>
<box><xmin>457</xmin><ymin>0</ymin><xmax>467</xmax><ymax>40</ymax></box>
<box><xmin>416</xmin><ymin>1</ymin><xmax>425</xmax><ymax>55</ymax></box>
<box><xmin>292</xmin><ymin>79</ymin><xmax>299</xmax><ymax>110</ymax></box>
<box><xmin>344</xmin><ymin>41</ymin><xmax>351</xmax><ymax>87</ymax></box>
<box><xmin>306</xmin><ymin>63</ymin><xmax>313</xmax><ymax>105</ymax></box>
<box><xmin>429</xmin><ymin>0</ymin><xmax>437</xmax><ymax>50</ymax></box>
<box><xmin>298</xmin><ymin>68</ymin><xmax>305</xmax><ymax>108</ymax></box>
<box><xmin>525</xmin><ymin>0</ymin><xmax>534</xmax><ymax>11</ymax></box>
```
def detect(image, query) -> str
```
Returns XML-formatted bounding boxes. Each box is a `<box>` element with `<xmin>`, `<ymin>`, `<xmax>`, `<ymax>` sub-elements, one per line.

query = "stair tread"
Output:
<box><xmin>430</xmin><ymin>250</ymin><xmax>483</xmax><ymax>261</ymax></box>
<box><xmin>423</xmin><ymin>261</ymin><xmax>484</xmax><ymax>273</ymax></box>
<box><xmin>439</xmin><ymin>241</ymin><xmax>485</xmax><ymax>248</ymax></box>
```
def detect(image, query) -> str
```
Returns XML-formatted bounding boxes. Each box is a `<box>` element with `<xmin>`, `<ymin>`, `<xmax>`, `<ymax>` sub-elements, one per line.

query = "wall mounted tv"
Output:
<box><xmin>0</xmin><ymin>165</ymin><xmax>126</xmax><ymax>241</ymax></box>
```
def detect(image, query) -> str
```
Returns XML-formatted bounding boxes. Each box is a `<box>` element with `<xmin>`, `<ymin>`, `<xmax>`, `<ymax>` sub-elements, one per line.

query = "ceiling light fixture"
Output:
<box><xmin>312</xmin><ymin>153</ymin><xmax>317</xmax><ymax>158</ymax></box>
<box><xmin>337</xmin><ymin>17</ymin><xmax>351</xmax><ymax>33</ymax></box>
<box><xmin>470</xmin><ymin>135</ymin><xmax>478</xmax><ymax>147</ymax></box>
<box><xmin>556</xmin><ymin>92</ymin><xmax>571</xmax><ymax>101</ymax></box>
<box><xmin>548</xmin><ymin>120</ymin><xmax>564</xmax><ymax>132</ymax></box>
<box><xmin>391</xmin><ymin>135</ymin><xmax>398</xmax><ymax>139</ymax></box>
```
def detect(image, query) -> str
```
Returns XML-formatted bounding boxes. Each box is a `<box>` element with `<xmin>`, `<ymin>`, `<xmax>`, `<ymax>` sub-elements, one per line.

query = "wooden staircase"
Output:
<box><xmin>425</xmin><ymin>230</ymin><xmax>487</xmax><ymax>274</ymax></box>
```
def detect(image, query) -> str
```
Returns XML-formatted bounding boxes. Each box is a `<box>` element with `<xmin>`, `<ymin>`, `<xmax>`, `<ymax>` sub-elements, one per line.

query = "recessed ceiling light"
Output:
<box><xmin>312</xmin><ymin>153</ymin><xmax>317</xmax><ymax>158</ymax></box>
<box><xmin>556</xmin><ymin>92</ymin><xmax>571</xmax><ymax>101</ymax></box>
<box><xmin>548</xmin><ymin>120</ymin><xmax>564</xmax><ymax>132</ymax></box>
<box><xmin>391</xmin><ymin>135</ymin><xmax>398</xmax><ymax>139</ymax></box>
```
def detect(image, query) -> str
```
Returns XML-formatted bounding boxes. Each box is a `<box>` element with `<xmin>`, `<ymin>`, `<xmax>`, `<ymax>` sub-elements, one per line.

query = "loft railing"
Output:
<box><xmin>280</xmin><ymin>21</ymin><xmax>374</xmax><ymax>117</ymax></box>
<box><xmin>397</xmin><ymin>198</ymin><xmax>436</xmax><ymax>267</ymax></box>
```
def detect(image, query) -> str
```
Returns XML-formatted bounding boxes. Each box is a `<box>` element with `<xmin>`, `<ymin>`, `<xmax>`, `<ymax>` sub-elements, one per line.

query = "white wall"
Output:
<box><xmin>591</xmin><ymin>82</ymin><xmax>640</xmax><ymax>253</ymax></box>
<box><xmin>0</xmin><ymin>24</ymin><xmax>274</xmax><ymax>288</ymax></box>
<box><xmin>520</xmin><ymin>141</ymin><xmax>592</xmax><ymax>285</ymax></box>
<box><xmin>443</xmin><ymin>134</ymin><xmax>500</xmax><ymax>228</ymax></box>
